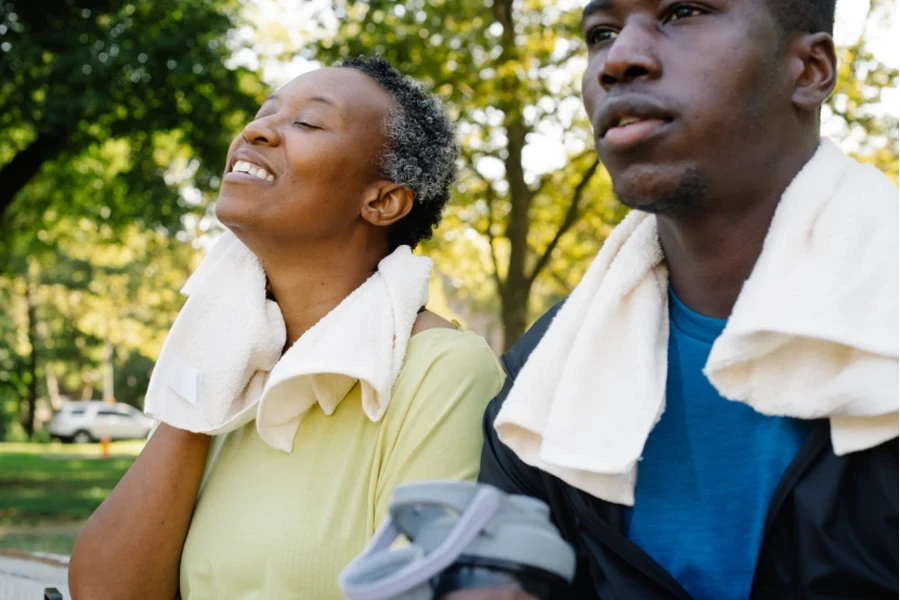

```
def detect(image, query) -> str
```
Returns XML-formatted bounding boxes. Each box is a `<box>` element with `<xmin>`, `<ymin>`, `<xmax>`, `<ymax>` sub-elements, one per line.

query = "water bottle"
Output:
<box><xmin>340</xmin><ymin>481</ymin><xmax>576</xmax><ymax>600</ymax></box>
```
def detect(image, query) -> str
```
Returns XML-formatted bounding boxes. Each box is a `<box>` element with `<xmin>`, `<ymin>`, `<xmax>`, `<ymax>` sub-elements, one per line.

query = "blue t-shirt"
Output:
<box><xmin>626</xmin><ymin>289</ymin><xmax>812</xmax><ymax>600</ymax></box>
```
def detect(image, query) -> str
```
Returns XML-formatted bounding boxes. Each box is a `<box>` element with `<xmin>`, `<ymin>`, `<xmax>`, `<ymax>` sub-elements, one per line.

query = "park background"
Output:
<box><xmin>0</xmin><ymin>0</ymin><xmax>897</xmax><ymax>559</ymax></box>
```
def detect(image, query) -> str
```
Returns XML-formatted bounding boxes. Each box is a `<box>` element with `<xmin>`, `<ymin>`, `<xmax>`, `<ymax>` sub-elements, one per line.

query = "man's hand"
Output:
<box><xmin>440</xmin><ymin>585</ymin><xmax>538</xmax><ymax>599</ymax></box>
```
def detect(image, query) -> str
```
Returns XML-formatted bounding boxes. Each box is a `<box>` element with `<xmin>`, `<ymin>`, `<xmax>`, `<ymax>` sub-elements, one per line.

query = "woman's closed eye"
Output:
<box><xmin>293</xmin><ymin>121</ymin><xmax>323</xmax><ymax>130</ymax></box>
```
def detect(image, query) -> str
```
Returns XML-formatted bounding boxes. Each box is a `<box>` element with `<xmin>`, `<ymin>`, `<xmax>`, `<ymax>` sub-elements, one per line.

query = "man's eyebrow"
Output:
<box><xmin>262</xmin><ymin>93</ymin><xmax>280</xmax><ymax>104</ymax></box>
<box><xmin>583</xmin><ymin>0</ymin><xmax>613</xmax><ymax>20</ymax></box>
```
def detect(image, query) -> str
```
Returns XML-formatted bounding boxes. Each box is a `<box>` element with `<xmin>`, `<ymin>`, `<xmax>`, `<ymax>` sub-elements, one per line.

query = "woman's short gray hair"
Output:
<box><xmin>339</xmin><ymin>55</ymin><xmax>458</xmax><ymax>249</ymax></box>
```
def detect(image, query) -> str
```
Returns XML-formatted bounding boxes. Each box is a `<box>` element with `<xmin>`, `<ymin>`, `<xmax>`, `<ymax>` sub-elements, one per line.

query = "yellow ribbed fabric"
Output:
<box><xmin>179</xmin><ymin>328</ymin><xmax>504</xmax><ymax>599</ymax></box>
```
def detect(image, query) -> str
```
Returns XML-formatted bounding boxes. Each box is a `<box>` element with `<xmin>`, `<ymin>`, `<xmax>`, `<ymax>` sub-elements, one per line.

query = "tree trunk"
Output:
<box><xmin>501</xmin><ymin>283</ymin><xmax>530</xmax><ymax>352</ymax></box>
<box><xmin>0</xmin><ymin>126</ymin><xmax>72</xmax><ymax>218</ymax></box>
<box><xmin>103</xmin><ymin>338</ymin><xmax>115</xmax><ymax>402</ymax></box>
<box><xmin>23</xmin><ymin>277</ymin><xmax>38</xmax><ymax>438</ymax></box>
<box><xmin>502</xmin><ymin>117</ymin><xmax>532</xmax><ymax>350</ymax></box>
<box><xmin>81</xmin><ymin>374</ymin><xmax>95</xmax><ymax>400</ymax></box>
<box><xmin>46</xmin><ymin>367</ymin><xmax>63</xmax><ymax>411</ymax></box>
<box><xmin>492</xmin><ymin>0</ymin><xmax>534</xmax><ymax>351</ymax></box>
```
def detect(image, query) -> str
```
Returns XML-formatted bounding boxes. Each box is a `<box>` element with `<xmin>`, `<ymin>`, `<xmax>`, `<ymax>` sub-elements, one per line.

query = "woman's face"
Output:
<box><xmin>216</xmin><ymin>68</ymin><xmax>397</xmax><ymax>247</ymax></box>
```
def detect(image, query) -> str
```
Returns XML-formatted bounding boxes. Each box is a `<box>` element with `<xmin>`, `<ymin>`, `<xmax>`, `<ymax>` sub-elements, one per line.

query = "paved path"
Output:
<box><xmin>0</xmin><ymin>550</ymin><xmax>69</xmax><ymax>600</ymax></box>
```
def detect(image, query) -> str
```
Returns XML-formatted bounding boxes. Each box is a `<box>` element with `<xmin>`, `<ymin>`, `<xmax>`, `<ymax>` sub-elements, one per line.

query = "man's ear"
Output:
<box><xmin>360</xmin><ymin>181</ymin><xmax>414</xmax><ymax>227</ymax></box>
<box><xmin>790</xmin><ymin>32</ymin><xmax>838</xmax><ymax>112</ymax></box>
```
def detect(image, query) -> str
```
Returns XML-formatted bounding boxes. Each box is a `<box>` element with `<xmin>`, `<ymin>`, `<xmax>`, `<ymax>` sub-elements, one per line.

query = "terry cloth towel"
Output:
<box><xmin>494</xmin><ymin>138</ymin><xmax>899</xmax><ymax>506</ymax></box>
<box><xmin>144</xmin><ymin>230</ymin><xmax>433</xmax><ymax>452</ymax></box>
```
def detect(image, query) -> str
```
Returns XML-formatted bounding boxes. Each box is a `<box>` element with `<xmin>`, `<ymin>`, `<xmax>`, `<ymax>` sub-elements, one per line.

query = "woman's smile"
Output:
<box><xmin>223</xmin><ymin>150</ymin><xmax>278</xmax><ymax>186</ymax></box>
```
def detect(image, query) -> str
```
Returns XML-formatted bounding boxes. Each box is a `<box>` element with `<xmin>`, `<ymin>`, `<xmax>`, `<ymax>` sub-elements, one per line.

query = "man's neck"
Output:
<box><xmin>656</xmin><ymin>141</ymin><xmax>819</xmax><ymax>319</ymax></box>
<box><xmin>657</xmin><ymin>200</ymin><xmax>777</xmax><ymax>318</ymax></box>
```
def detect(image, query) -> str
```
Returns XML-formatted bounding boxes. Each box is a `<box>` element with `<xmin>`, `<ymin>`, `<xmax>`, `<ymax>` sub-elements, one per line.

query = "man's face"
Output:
<box><xmin>581</xmin><ymin>0</ymin><xmax>789</xmax><ymax>215</ymax></box>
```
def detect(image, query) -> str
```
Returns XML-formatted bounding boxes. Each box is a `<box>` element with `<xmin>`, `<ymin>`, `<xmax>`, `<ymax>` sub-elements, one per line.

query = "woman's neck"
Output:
<box><xmin>262</xmin><ymin>248</ymin><xmax>380</xmax><ymax>348</ymax></box>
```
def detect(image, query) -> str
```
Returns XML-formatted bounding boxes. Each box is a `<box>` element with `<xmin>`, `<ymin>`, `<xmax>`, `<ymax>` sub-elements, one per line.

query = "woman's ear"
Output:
<box><xmin>360</xmin><ymin>182</ymin><xmax>414</xmax><ymax>227</ymax></box>
<box><xmin>790</xmin><ymin>32</ymin><xmax>838</xmax><ymax>112</ymax></box>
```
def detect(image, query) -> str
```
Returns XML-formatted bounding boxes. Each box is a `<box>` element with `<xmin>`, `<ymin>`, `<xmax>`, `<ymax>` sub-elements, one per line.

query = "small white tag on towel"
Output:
<box><xmin>167</xmin><ymin>358</ymin><xmax>201</xmax><ymax>407</ymax></box>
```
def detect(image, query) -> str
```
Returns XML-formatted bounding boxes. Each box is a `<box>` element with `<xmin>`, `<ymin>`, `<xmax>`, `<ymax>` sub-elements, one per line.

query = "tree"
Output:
<box><xmin>0</xmin><ymin>218</ymin><xmax>203</xmax><ymax>437</ymax></box>
<box><xmin>293</xmin><ymin>0</ymin><xmax>623</xmax><ymax>349</ymax></box>
<box><xmin>0</xmin><ymin>0</ymin><xmax>259</xmax><ymax>437</ymax></box>
<box><xmin>825</xmin><ymin>0</ymin><xmax>898</xmax><ymax>183</ymax></box>
<box><xmin>0</xmin><ymin>0</ymin><xmax>262</xmax><ymax>227</ymax></box>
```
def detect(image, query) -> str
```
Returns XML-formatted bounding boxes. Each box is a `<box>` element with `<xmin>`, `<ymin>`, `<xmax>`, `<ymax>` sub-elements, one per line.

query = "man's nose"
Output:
<box><xmin>599</xmin><ymin>21</ymin><xmax>662</xmax><ymax>91</ymax></box>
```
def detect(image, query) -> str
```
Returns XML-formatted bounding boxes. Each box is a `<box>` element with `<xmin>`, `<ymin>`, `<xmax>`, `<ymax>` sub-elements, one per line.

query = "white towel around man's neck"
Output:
<box><xmin>144</xmin><ymin>231</ymin><xmax>433</xmax><ymax>452</ymax></box>
<box><xmin>494</xmin><ymin>139</ymin><xmax>899</xmax><ymax>506</ymax></box>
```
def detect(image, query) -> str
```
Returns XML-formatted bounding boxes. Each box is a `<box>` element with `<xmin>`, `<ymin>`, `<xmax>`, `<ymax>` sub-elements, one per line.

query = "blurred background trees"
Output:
<box><xmin>0</xmin><ymin>0</ymin><xmax>262</xmax><ymax>438</ymax></box>
<box><xmin>0</xmin><ymin>0</ymin><xmax>897</xmax><ymax>439</ymax></box>
<box><xmin>307</xmin><ymin>0</ymin><xmax>625</xmax><ymax>349</ymax></box>
<box><xmin>824</xmin><ymin>0</ymin><xmax>898</xmax><ymax>182</ymax></box>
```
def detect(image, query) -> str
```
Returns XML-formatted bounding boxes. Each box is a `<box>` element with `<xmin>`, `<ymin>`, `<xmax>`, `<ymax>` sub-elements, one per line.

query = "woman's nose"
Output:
<box><xmin>241</xmin><ymin>115</ymin><xmax>282</xmax><ymax>146</ymax></box>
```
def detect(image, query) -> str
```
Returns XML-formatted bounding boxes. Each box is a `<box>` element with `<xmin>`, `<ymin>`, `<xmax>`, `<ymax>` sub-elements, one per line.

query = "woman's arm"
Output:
<box><xmin>68</xmin><ymin>423</ymin><xmax>211</xmax><ymax>600</ymax></box>
<box><xmin>372</xmin><ymin>329</ymin><xmax>505</xmax><ymax>524</ymax></box>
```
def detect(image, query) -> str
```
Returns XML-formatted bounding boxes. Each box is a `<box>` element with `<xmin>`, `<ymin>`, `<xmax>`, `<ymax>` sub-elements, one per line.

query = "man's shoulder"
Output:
<box><xmin>479</xmin><ymin>300</ymin><xmax>567</xmax><ymax>500</ymax></box>
<box><xmin>501</xmin><ymin>299</ymin><xmax>566</xmax><ymax>378</ymax></box>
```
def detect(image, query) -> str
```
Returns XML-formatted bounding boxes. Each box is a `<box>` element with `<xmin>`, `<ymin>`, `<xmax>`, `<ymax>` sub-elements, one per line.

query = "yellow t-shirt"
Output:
<box><xmin>179</xmin><ymin>328</ymin><xmax>504</xmax><ymax>600</ymax></box>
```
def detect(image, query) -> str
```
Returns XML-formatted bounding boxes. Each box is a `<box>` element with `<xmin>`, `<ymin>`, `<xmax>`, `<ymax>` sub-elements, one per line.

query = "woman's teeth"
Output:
<box><xmin>231</xmin><ymin>160</ymin><xmax>275</xmax><ymax>181</ymax></box>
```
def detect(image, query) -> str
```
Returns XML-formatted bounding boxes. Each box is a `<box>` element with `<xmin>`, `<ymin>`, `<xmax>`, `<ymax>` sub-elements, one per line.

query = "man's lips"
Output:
<box><xmin>596</xmin><ymin>96</ymin><xmax>675</xmax><ymax>150</ymax></box>
<box><xmin>603</xmin><ymin>118</ymin><xmax>671</xmax><ymax>149</ymax></box>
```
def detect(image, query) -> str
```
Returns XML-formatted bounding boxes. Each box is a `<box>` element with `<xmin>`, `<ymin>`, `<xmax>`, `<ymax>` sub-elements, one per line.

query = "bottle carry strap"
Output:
<box><xmin>339</xmin><ymin>484</ymin><xmax>505</xmax><ymax>600</ymax></box>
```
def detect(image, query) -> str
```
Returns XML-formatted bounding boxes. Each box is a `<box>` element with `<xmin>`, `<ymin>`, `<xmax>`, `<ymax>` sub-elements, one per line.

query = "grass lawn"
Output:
<box><xmin>0</xmin><ymin>441</ymin><xmax>143</xmax><ymax>555</ymax></box>
<box><xmin>0</xmin><ymin>527</ymin><xmax>81</xmax><ymax>555</ymax></box>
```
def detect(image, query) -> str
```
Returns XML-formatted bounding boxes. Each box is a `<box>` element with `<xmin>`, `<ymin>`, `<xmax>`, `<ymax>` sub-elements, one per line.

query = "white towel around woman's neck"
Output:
<box><xmin>494</xmin><ymin>139</ymin><xmax>899</xmax><ymax>506</ymax></box>
<box><xmin>144</xmin><ymin>231</ymin><xmax>433</xmax><ymax>452</ymax></box>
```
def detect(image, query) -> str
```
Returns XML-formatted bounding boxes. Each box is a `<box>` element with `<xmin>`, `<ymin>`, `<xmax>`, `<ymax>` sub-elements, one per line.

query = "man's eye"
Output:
<box><xmin>294</xmin><ymin>121</ymin><xmax>321</xmax><ymax>130</ymax></box>
<box><xmin>664</xmin><ymin>4</ymin><xmax>705</xmax><ymax>23</ymax></box>
<box><xmin>586</xmin><ymin>27</ymin><xmax>618</xmax><ymax>46</ymax></box>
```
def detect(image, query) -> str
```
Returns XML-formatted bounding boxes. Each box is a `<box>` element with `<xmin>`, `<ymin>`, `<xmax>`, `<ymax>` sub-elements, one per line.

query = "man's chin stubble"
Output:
<box><xmin>613</xmin><ymin>166</ymin><xmax>712</xmax><ymax>218</ymax></box>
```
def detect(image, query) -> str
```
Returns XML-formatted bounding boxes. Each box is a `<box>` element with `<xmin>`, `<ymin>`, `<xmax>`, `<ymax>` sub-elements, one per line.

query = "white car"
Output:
<box><xmin>47</xmin><ymin>401</ymin><xmax>154</xmax><ymax>444</ymax></box>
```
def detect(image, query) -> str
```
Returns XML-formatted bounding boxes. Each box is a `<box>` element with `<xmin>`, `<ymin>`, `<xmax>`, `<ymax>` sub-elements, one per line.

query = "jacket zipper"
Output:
<box><xmin>759</xmin><ymin>421</ymin><xmax>829</xmax><ymax>540</ymax></box>
<box><xmin>749</xmin><ymin>421</ymin><xmax>830</xmax><ymax>595</ymax></box>
<box><xmin>566</xmin><ymin>489</ymin><xmax>694</xmax><ymax>600</ymax></box>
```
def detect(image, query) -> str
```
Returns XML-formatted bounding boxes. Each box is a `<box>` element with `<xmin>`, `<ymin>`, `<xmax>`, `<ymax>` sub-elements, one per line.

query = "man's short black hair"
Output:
<box><xmin>339</xmin><ymin>55</ymin><xmax>458</xmax><ymax>251</ymax></box>
<box><xmin>766</xmin><ymin>0</ymin><xmax>837</xmax><ymax>36</ymax></box>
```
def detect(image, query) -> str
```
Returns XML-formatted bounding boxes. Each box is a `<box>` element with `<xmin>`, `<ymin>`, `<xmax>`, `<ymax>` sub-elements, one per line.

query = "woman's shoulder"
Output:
<box><xmin>406</xmin><ymin>326</ymin><xmax>501</xmax><ymax>374</ymax></box>
<box><xmin>393</xmin><ymin>324</ymin><xmax>504</xmax><ymax>405</ymax></box>
<box><xmin>410</xmin><ymin>309</ymin><xmax>457</xmax><ymax>335</ymax></box>
<box><xmin>383</xmin><ymin>325</ymin><xmax>504</xmax><ymax>448</ymax></box>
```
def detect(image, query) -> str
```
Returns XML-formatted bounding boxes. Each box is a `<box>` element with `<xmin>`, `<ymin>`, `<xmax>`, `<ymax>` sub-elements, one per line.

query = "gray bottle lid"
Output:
<box><xmin>340</xmin><ymin>481</ymin><xmax>576</xmax><ymax>600</ymax></box>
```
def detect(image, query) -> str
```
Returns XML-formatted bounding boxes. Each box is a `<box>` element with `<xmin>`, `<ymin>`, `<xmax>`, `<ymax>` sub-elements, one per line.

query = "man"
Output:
<box><xmin>448</xmin><ymin>0</ymin><xmax>898</xmax><ymax>599</ymax></box>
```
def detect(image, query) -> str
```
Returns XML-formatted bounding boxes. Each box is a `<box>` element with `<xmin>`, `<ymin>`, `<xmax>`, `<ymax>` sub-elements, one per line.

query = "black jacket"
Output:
<box><xmin>479</xmin><ymin>303</ymin><xmax>899</xmax><ymax>600</ymax></box>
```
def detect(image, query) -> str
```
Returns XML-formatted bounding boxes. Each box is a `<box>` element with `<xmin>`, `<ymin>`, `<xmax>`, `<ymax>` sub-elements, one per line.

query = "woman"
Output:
<box><xmin>68</xmin><ymin>56</ymin><xmax>504</xmax><ymax>599</ymax></box>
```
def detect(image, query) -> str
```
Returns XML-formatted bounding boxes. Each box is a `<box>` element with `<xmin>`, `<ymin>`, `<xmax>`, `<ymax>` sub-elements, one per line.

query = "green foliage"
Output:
<box><xmin>826</xmin><ymin>0</ymin><xmax>898</xmax><ymax>183</ymax></box>
<box><xmin>0</xmin><ymin>222</ymin><xmax>203</xmax><ymax>434</ymax></box>
<box><xmin>0</xmin><ymin>0</ymin><xmax>256</xmax><ymax>436</ymax></box>
<box><xmin>0</xmin><ymin>0</ymin><xmax>263</xmax><ymax>224</ymax></box>
<box><xmin>302</xmin><ymin>0</ymin><xmax>624</xmax><ymax>347</ymax></box>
